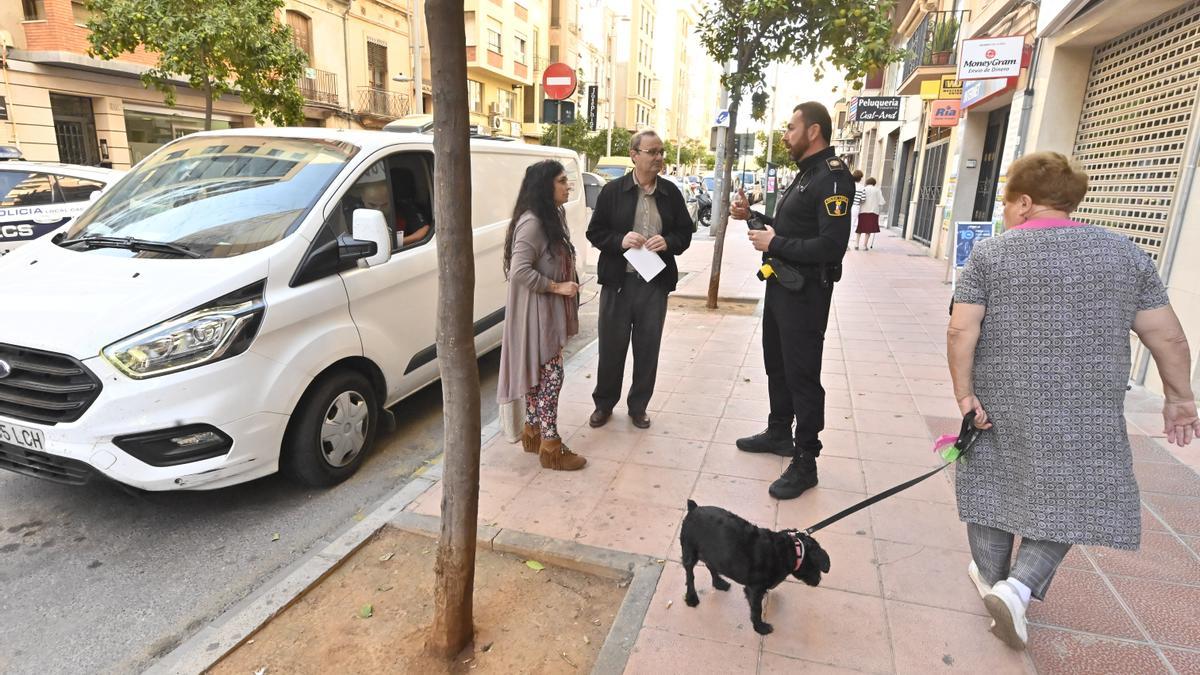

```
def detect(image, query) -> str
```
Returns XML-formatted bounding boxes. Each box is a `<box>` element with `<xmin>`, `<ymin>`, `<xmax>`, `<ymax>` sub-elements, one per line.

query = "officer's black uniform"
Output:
<box><xmin>737</xmin><ymin>146</ymin><xmax>853</xmax><ymax>500</ymax></box>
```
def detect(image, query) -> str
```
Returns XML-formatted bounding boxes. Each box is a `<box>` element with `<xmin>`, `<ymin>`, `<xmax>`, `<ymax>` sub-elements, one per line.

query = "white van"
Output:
<box><xmin>0</xmin><ymin>162</ymin><xmax>124</xmax><ymax>256</ymax></box>
<box><xmin>0</xmin><ymin>128</ymin><xmax>587</xmax><ymax>490</ymax></box>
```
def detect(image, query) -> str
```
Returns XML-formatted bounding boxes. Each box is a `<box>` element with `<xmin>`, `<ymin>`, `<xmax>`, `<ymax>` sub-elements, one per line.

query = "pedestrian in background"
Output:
<box><xmin>586</xmin><ymin>130</ymin><xmax>694</xmax><ymax>430</ymax></box>
<box><xmin>498</xmin><ymin>160</ymin><xmax>586</xmax><ymax>471</ymax></box>
<box><xmin>849</xmin><ymin>169</ymin><xmax>865</xmax><ymax>248</ymax></box>
<box><xmin>731</xmin><ymin>102</ymin><xmax>853</xmax><ymax>500</ymax></box>
<box><xmin>856</xmin><ymin>177</ymin><xmax>885</xmax><ymax>250</ymax></box>
<box><xmin>947</xmin><ymin>151</ymin><xmax>1200</xmax><ymax>651</ymax></box>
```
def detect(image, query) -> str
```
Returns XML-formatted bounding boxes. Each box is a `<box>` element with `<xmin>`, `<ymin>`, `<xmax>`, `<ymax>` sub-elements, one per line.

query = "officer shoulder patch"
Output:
<box><xmin>826</xmin><ymin>157</ymin><xmax>848</xmax><ymax>173</ymax></box>
<box><xmin>824</xmin><ymin>195</ymin><xmax>850</xmax><ymax>217</ymax></box>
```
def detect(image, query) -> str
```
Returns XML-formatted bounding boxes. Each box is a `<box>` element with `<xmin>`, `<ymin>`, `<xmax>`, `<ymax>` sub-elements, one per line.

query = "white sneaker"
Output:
<box><xmin>984</xmin><ymin>580</ymin><xmax>1029</xmax><ymax>650</ymax></box>
<box><xmin>967</xmin><ymin>561</ymin><xmax>991</xmax><ymax>599</ymax></box>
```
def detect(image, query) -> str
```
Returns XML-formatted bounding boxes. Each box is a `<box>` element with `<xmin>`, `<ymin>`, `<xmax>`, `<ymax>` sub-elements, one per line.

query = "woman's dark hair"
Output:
<box><xmin>865</xmin><ymin>177</ymin><xmax>877</xmax><ymax>186</ymax></box>
<box><xmin>504</xmin><ymin>159</ymin><xmax>570</xmax><ymax>277</ymax></box>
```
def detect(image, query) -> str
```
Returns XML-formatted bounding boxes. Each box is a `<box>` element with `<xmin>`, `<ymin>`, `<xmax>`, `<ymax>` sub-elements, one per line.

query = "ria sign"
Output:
<box><xmin>958</xmin><ymin>36</ymin><xmax>1024</xmax><ymax>80</ymax></box>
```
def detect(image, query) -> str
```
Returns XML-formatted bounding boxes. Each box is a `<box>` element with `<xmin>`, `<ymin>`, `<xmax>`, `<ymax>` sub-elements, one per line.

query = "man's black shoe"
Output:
<box><xmin>735</xmin><ymin>429</ymin><xmax>794</xmax><ymax>457</ymax></box>
<box><xmin>589</xmin><ymin>409</ymin><xmax>611</xmax><ymax>428</ymax></box>
<box><xmin>768</xmin><ymin>454</ymin><xmax>818</xmax><ymax>500</ymax></box>
<box><xmin>629</xmin><ymin>411</ymin><xmax>651</xmax><ymax>429</ymax></box>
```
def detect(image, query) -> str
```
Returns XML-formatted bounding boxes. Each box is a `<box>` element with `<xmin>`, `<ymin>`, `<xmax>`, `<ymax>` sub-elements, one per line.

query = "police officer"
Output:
<box><xmin>731</xmin><ymin>101</ymin><xmax>853</xmax><ymax>500</ymax></box>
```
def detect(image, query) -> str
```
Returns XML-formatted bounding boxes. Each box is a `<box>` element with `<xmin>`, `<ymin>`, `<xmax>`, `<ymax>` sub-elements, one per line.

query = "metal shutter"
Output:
<box><xmin>1071</xmin><ymin>1</ymin><xmax>1200</xmax><ymax>260</ymax></box>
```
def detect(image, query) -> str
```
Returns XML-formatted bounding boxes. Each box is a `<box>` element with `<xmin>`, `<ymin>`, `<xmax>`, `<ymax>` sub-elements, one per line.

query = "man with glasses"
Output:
<box><xmin>586</xmin><ymin>130</ymin><xmax>695</xmax><ymax>429</ymax></box>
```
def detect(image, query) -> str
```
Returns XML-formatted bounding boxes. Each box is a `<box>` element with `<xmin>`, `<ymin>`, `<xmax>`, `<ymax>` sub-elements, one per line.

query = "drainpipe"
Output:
<box><xmin>343</xmin><ymin>0</ymin><xmax>354</xmax><ymax>124</ymax></box>
<box><xmin>1012</xmin><ymin>37</ymin><xmax>1041</xmax><ymax>158</ymax></box>
<box><xmin>0</xmin><ymin>46</ymin><xmax>20</xmax><ymax>148</ymax></box>
<box><xmin>410</xmin><ymin>0</ymin><xmax>424</xmax><ymax>114</ymax></box>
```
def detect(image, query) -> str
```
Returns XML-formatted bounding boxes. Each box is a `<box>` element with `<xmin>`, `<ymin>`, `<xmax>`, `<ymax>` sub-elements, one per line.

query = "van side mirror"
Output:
<box><xmin>349</xmin><ymin>209</ymin><xmax>392</xmax><ymax>267</ymax></box>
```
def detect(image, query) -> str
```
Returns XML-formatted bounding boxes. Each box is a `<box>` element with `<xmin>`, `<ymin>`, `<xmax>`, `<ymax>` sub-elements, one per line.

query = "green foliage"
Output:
<box><xmin>754</xmin><ymin>129</ymin><xmax>789</xmax><ymax>168</ymax></box>
<box><xmin>932</xmin><ymin>16</ymin><xmax>960</xmax><ymax>53</ymax></box>
<box><xmin>86</xmin><ymin>0</ymin><xmax>307</xmax><ymax>128</ymax></box>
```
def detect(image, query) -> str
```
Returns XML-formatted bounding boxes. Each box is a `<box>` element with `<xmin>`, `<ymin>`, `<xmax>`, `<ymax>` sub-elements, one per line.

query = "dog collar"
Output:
<box><xmin>790</xmin><ymin>531</ymin><xmax>805</xmax><ymax>571</ymax></box>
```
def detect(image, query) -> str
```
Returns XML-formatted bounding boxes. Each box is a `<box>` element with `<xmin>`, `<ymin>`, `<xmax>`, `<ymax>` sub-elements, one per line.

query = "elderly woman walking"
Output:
<box><xmin>498</xmin><ymin>160</ymin><xmax>586</xmax><ymax>471</ymax></box>
<box><xmin>947</xmin><ymin>152</ymin><xmax>1200</xmax><ymax>650</ymax></box>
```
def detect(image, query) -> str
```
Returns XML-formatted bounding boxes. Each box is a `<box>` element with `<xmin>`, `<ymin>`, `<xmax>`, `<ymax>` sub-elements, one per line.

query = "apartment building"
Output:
<box><xmin>611</xmin><ymin>0</ymin><xmax>656</xmax><ymax>130</ymax></box>
<box><xmin>464</xmin><ymin>0</ymin><xmax>548</xmax><ymax>141</ymax></box>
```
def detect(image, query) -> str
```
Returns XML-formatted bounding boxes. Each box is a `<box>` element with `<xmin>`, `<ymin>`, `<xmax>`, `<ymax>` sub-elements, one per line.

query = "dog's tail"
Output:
<box><xmin>686</xmin><ymin>499</ymin><xmax>698</xmax><ymax>512</ymax></box>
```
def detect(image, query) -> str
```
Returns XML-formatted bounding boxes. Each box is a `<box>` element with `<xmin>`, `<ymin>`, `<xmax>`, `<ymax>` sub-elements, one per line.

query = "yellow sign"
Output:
<box><xmin>920</xmin><ymin>80</ymin><xmax>941</xmax><ymax>100</ymax></box>
<box><xmin>824</xmin><ymin>195</ymin><xmax>849</xmax><ymax>217</ymax></box>
<box><xmin>940</xmin><ymin>75</ymin><xmax>963</xmax><ymax>99</ymax></box>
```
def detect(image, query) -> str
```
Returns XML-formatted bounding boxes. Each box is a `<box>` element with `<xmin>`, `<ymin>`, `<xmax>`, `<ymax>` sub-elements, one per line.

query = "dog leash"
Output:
<box><xmin>802</xmin><ymin>412</ymin><xmax>985</xmax><ymax>536</ymax></box>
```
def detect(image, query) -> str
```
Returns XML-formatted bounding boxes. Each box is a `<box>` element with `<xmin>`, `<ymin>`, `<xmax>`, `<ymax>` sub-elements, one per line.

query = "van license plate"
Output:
<box><xmin>0</xmin><ymin>421</ymin><xmax>46</xmax><ymax>451</ymax></box>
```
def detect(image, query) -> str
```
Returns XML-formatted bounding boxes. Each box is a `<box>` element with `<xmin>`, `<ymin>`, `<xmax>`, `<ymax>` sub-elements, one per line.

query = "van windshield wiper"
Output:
<box><xmin>58</xmin><ymin>236</ymin><xmax>203</xmax><ymax>259</ymax></box>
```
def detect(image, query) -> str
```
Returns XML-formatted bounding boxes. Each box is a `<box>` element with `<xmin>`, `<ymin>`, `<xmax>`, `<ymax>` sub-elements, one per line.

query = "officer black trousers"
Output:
<box><xmin>593</xmin><ymin>272</ymin><xmax>669</xmax><ymax>415</ymax></box>
<box><xmin>762</xmin><ymin>279</ymin><xmax>834</xmax><ymax>457</ymax></box>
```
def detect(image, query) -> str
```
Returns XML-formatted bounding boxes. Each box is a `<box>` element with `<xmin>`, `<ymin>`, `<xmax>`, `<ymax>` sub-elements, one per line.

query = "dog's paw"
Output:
<box><xmin>712</xmin><ymin>578</ymin><xmax>731</xmax><ymax>591</ymax></box>
<box><xmin>753</xmin><ymin>621</ymin><xmax>774</xmax><ymax>635</ymax></box>
<box><xmin>684</xmin><ymin>591</ymin><xmax>700</xmax><ymax>607</ymax></box>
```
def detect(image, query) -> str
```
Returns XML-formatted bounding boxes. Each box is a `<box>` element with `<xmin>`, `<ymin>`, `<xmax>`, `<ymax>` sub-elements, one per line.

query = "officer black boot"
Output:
<box><xmin>768</xmin><ymin>452</ymin><xmax>818</xmax><ymax>500</ymax></box>
<box><xmin>735</xmin><ymin>427</ymin><xmax>794</xmax><ymax>457</ymax></box>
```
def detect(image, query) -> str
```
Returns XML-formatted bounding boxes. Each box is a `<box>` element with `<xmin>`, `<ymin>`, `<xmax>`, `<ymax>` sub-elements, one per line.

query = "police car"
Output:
<box><xmin>0</xmin><ymin>162</ymin><xmax>125</xmax><ymax>256</ymax></box>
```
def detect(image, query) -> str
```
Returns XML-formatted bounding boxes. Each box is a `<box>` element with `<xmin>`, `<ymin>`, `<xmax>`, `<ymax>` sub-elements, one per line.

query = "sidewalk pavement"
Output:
<box><xmin>407</xmin><ymin>222</ymin><xmax>1200</xmax><ymax>674</ymax></box>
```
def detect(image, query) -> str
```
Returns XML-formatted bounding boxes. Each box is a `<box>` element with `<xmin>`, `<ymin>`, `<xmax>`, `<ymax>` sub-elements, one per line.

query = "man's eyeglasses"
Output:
<box><xmin>636</xmin><ymin>149</ymin><xmax>666</xmax><ymax>157</ymax></box>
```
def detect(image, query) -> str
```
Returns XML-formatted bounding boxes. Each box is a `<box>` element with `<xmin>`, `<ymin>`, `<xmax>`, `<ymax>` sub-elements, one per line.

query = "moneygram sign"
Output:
<box><xmin>958</xmin><ymin>36</ymin><xmax>1023</xmax><ymax>80</ymax></box>
<box><xmin>851</xmin><ymin>96</ymin><xmax>901</xmax><ymax>122</ymax></box>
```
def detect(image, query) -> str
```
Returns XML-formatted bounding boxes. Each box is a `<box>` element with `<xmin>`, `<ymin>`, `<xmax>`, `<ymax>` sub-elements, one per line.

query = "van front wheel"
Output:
<box><xmin>282</xmin><ymin>371</ymin><xmax>378</xmax><ymax>487</ymax></box>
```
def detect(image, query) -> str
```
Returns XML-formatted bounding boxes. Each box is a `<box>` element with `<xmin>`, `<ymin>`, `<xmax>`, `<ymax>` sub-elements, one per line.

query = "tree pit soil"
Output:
<box><xmin>210</xmin><ymin>528</ymin><xmax>628</xmax><ymax>674</ymax></box>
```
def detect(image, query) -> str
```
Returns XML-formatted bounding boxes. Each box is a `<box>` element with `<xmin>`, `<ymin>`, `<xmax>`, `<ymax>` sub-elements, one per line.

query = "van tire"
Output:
<box><xmin>281</xmin><ymin>370</ymin><xmax>378</xmax><ymax>487</ymax></box>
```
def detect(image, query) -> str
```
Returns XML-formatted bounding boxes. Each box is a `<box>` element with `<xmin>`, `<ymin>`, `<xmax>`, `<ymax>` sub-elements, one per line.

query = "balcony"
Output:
<box><xmin>356</xmin><ymin>87</ymin><xmax>411</xmax><ymax>120</ymax></box>
<box><xmin>299</xmin><ymin>68</ymin><xmax>339</xmax><ymax>107</ymax></box>
<box><xmin>897</xmin><ymin>10</ymin><xmax>968</xmax><ymax>96</ymax></box>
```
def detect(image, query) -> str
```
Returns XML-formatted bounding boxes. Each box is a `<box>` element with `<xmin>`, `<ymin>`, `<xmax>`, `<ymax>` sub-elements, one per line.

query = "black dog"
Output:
<box><xmin>679</xmin><ymin>499</ymin><xmax>830</xmax><ymax>635</ymax></box>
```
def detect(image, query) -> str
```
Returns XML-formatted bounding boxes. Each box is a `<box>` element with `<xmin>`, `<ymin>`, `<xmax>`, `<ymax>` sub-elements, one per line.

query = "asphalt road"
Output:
<box><xmin>0</xmin><ymin>299</ymin><xmax>600</xmax><ymax>674</ymax></box>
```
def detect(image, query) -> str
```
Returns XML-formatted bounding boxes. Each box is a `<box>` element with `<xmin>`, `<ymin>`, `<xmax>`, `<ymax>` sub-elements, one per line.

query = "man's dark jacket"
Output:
<box><xmin>586</xmin><ymin>172</ymin><xmax>694</xmax><ymax>292</ymax></box>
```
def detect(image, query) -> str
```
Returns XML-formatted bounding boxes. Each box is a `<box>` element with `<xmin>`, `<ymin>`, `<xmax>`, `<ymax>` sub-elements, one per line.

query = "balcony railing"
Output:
<box><xmin>357</xmin><ymin>87</ymin><xmax>411</xmax><ymax>119</ymax></box>
<box><xmin>901</xmin><ymin>10</ymin><xmax>968</xmax><ymax>84</ymax></box>
<box><xmin>299</xmin><ymin>67</ymin><xmax>339</xmax><ymax>107</ymax></box>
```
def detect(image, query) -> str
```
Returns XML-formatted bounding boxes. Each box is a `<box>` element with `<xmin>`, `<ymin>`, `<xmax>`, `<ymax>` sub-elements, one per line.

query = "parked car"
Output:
<box><xmin>594</xmin><ymin>156</ymin><xmax>634</xmax><ymax>181</ymax></box>
<box><xmin>581</xmin><ymin>171</ymin><xmax>607</xmax><ymax>212</ymax></box>
<box><xmin>0</xmin><ymin>162</ymin><xmax>124</xmax><ymax>256</ymax></box>
<box><xmin>666</xmin><ymin>176</ymin><xmax>699</xmax><ymax>228</ymax></box>
<box><xmin>0</xmin><ymin>128</ymin><xmax>588</xmax><ymax>491</ymax></box>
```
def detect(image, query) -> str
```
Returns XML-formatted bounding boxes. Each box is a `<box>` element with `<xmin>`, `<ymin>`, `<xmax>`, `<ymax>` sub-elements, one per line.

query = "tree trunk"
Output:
<box><xmin>204</xmin><ymin>79</ymin><xmax>214</xmax><ymax>131</ymax></box>
<box><xmin>705</xmin><ymin>92</ymin><xmax>742</xmax><ymax>309</ymax></box>
<box><xmin>426</xmin><ymin>0</ymin><xmax>480</xmax><ymax>659</ymax></box>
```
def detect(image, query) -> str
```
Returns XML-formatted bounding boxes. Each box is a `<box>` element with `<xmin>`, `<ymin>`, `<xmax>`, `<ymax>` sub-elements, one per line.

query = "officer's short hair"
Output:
<box><xmin>630</xmin><ymin>130</ymin><xmax>661</xmax><ymax>154</ymax></box>
<box><xmin>793</xmin><ymin>102</ymin><xmax>832</xmax><ymax>144</ymax></box>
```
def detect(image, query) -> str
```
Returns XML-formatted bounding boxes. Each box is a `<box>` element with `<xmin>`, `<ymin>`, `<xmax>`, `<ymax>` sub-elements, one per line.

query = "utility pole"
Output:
<box><xmin>411</xmin><ymin>0</ymin><xmax>424</xmax><ymax>114</ymax></box>
<box><xmin>765</xmin><ymin>62</ymin><xmax>779</xmax><ymax>165</ymax></box>
<box><xmin>711</xmin><ymin>62</ymin><xmax>730</xmax><ymax>236</ymax></box>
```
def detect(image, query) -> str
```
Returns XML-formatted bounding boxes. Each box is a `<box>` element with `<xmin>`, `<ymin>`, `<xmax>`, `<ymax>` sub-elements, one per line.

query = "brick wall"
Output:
<box><xmin>23</xmin><ymin>0</ymin><xmax>157</xmax><ymax>67</ymax></box>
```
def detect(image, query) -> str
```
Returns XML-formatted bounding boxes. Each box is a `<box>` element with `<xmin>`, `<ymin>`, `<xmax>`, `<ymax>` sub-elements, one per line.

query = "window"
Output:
<box><xmin>70</xmin><ymin>0</ymin><xmax>93</xmax><ymax>24</ymax></box>
<box><xmin>0</xmin><ymin>172</ymin><xmax>54</xmax><ymax>207</ymax></box>
<box><xmin>515</xmin><ymin>36</ymin><xmax>527</xmax><ymax>64</ymax></box>
<box><xmin>487</xmin><ymin>22</ymin><xmax>503</xmax><ymax>53</ymax></box>
<box><xmin>54</xmin><ymin>175</ymin><xmax>105</xmax><ymax>202</ymax></box>
<box><xmin>367</xmin><ymin>41</ymin><xmax>388</xmax><ymax>89</ymax></box>
<box><xmin>498</xmin><ymin>90</ymin><xmax>515</xmax><ymax>119</ymax></box>
<box><xmin>468</xmin><ymin>80</ymin><xmax>483</xmax><ymax>113</ymax></box>
<box><xmin>286</xmin><ymin>11</ymin><xmax>313</xmax><ymax>61</ymax></box>
<box><xmin>21</xmin><ymin>0</ymin><xmax>44</xmax><ymax>20</ymax></box>
<box><xmin>464</xmin><ymin>12</ymin><xmax>477</xmax><ymax>46</ymax></box>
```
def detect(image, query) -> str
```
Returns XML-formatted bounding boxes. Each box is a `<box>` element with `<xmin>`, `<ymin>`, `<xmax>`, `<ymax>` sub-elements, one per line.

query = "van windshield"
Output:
<box><xmin>65</xmin><ymin>136</ymin><xmax>357</xmax><ymax>259</ymax></box>
<box><xmin>595</xmin><ymin>166</ymin><xmax>628</xmax><ymax>181</ymax></box>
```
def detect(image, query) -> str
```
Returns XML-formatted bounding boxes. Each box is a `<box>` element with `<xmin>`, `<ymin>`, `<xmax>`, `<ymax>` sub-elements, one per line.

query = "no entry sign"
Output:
<box><xmin>542</xmin><ymin>62</ymin><xmax>577</xmax><ymax>100</ymax></box>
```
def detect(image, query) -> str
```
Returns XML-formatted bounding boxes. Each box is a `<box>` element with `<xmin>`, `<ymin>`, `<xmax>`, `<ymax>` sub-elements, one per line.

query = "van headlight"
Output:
<box><xmin>103</xmin><ymin>281</ymin><xmax>266</xmax><ymax>379</ymax></box>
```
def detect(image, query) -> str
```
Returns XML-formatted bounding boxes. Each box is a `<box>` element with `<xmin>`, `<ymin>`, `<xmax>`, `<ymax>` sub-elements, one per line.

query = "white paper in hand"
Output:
<box><xmin>623</xmin><ymin>246</ymin><xmax>666</xmax><ymax>282</ymax></box>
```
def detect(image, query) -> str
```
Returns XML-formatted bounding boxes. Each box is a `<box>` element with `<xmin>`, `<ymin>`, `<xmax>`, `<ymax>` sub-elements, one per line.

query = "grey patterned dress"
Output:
<box><xmin>953</xmin><ymin>223</ymin><xmax>1170</xmax><ymax>550</ymax></box>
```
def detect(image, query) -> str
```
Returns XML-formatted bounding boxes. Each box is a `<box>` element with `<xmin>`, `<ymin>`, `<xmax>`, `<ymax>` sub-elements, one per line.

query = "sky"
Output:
<box><xmin>743</xmin><ymin>60</ymin><xmax>845</xmax><ymax>133</ymax></box>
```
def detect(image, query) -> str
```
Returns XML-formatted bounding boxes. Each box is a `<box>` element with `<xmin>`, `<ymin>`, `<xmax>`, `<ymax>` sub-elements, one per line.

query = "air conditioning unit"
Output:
<box><xmin>489</xmin><ymin>102</ymin><xmax>500</xmax><ymax>114</ymax></box>
<box><xmin>490</xmin><ymin>114</ymin><xmax>503</xmax><ymax>130</ymax></box>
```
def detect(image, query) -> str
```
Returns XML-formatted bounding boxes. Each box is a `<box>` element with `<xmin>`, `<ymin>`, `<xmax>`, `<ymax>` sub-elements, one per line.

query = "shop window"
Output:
<box><xmin>21</xmin><ymin>0</ymin><xmax>45</xmax><ymax>20</ymax></box>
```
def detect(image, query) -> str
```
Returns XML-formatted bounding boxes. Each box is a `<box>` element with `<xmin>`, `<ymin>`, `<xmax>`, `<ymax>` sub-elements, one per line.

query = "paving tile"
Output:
<box><xmin>826</xmin><ymin>388</ymin><xmax>855</xmax><ymax>410</ymax></box>
<box><xmin>817</xmin><ymin>455</ymin><xmax>867</xmax><ymax>494</ymax></box>
<box><xmin>856</xmin><ymin>432</ymin><xmax>942</xmax><ymax>467</ymax></box>
<box><xmin>720</xmin><ymin>397</ymin><xmax>770</xmax><ymax>423</ymax></box>
<box><xmin>1089</xmin><ymin>531</ymin><xmax>1200</xmax><ymax>584</ymax></box>
<box><xmin>1162</xmin><ymin>648</ymin><xmax>1200</xmax><ymax>674</ymax></box>
<box><xmin>759</xmin><ymin>652</ymin><xmax>870</xmax><ymax>675</ymax></box>
<box><xmin>1129</xmin><ymin>434</ymin><xmax>1181</xmax><ymax>463</ymax></box>
<box><xmin>887</xmin><ymin>601</ymin><xmax>1029</xmax><ymax>674</ymax></box>
<box><xmin>561</xmin><ymin>425</ymin><xmax>640</xmax><ymax>463</ymax></box>
<box><xmin>605</xmin><ymin>464</ymin><xmax>699</xmax><ymax>510</ymax></box>
<box><xmin>713</xmin><ymin>417</ymin><xmax>771</xmax><ymax>445</ymax></box>
<box><xmin>682</xmin><ymin>363</ymin><xmax>740</xmax><ymax>380</ymax></box>
<box><xmin>625</xmin><ymin>627</ymin><xmax>759</xmax><ymax>675</ymax></box>
<box><xmin>762</xmin><ymin>586</ymin><xmax>892</xmax><ymax>673</ymax></box>
<box><xmin>691</xmin><ymin>473</ymin><xmax>778</xmax><ymax>530</ymax></box>
<box><xmin>576</xmin><ymin>498</ymin><xmax>684</xmax><ymax>558</ymax></box>
<box><xmin>490</xmin><ymin>485</ymin><xmax>600</xmax><ymax>541</ymax></box>
<box><xmin>861</xmin><ymin>459</ymin><xmax>955</xmax><ymax>504</ymax></box>
<box><xmin>660</xmin><ymin>392</ymin><xmax>728</xmax><ymax>416</ymax></box>
<box><xmin>1132</xmin><ymin>461</ymin><xmax>1200</xmax><ymax>497</ymax></box>
<box><xmin>675</xmin><ymin>375</ymin><xmax>737</xmax><ymax>398</ymax></box>
<box><xmin>876</xmin><ymin>541</ymin><xmax>985</xmax><ymax>616</ymax></box>
<box><xmin>1027</xmin><ymin>627</ymin><xmax>1168</xmax><ymax>675</ymax></box>
<box><xmin>627</xmin><ymin>435</ymin><xmax>708</xmax><ymax>472</ymax></box>
<box><xmin>819</xmin><ymin>429</ymin><xmax>860</xmax><ymax>459</ymax></box>
<box><xmin>777</xmin><ymin>487</ymin><xmax>873</xmax><ymax>537</ymax></box>
<box><xmin>854</xmin><ymin>411</ymin><xmax>937</xmax><ymax>440</ymax></box>
<box><xmin>643</xmin><ymin>411</ymin><xmax>721</xmax><ymax>442</ymax></box>
<box><xmin>825</xmin><ymin>408</ymin><xmax>858</xmax><ymax>433</ymax></box>
<box><xmin>849</xmin><ymin>374</ymin><xmax>913</xmax><ymax>395</ymax></box>
<box><xmin>844</xmin><ymin>361</ymin><xmax>904</xmax><ymax>378</ymax></box>
<box><xmin>1026</xmin><ymin>567</ymin><xmax>1142</xmax><ymax>639</ymax></box>
<box><xmin>871</xmin><ymin>498</ymin><xmax>969</xmax><ymax>552</ymax></box>
<box><xmin>851</xmin><ymin>391</ymin><xmax>920</xmax><ymax>414</ymax></box>
<box><xmin>890</xmin><ymin>350</ymin><xmax>948</xmax><ymax>366</ymax></box>
<box><xmin>700</xmin><ymin>442</ymin><xmax>785</xmax><ymax>482</ymax></box>
<box><xmin>822</xmin><ymin>372</ymin><xmax>851</xmax><ymax>391</ymax></box>
<box><xmin>1142</xmin><ymin>493</ymin><xmax>1200</xmax><ymax>539</ymax></box>
<box><xmin>1126</xmin><ymin>412</ymin><xmax>1167</xmax><ymax>438</ymax></box>
<box><xmin>1140</xmin><ymin>502</ymin><xmax>1170</xmax><ymax>533</ymax></box>
<box><xmin>641</xmin><ymin>561</ymin><xmax>761</xmax><ymax>647</ymax></box>
<box><xmin>478</xmin><ymin>443</ymin><xmax>544</xmax><ymax>484</ymax></box>
<box><xmin>1059</xmin><ymin>545</ymin><xmax>1094</xmax><ymax>571</ymax></box>
<box><xmin>912</xmin><ymin>395</ymin><xmax>961</xmax><ymax>419</ymax></box>
<box><xmin>1110</xmin><ymin>576</ymin><xmax>1200</xmax><ymax>649</ymax></box>
<box><xmin>730</xmin><ymin>379</ymin><xmax>770</xmax><ymax>401</ymax></box>
<box><xmin>526</xmin><ymin>456</ymin><xmax>622</xmax><ymax>499</ymax></box>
